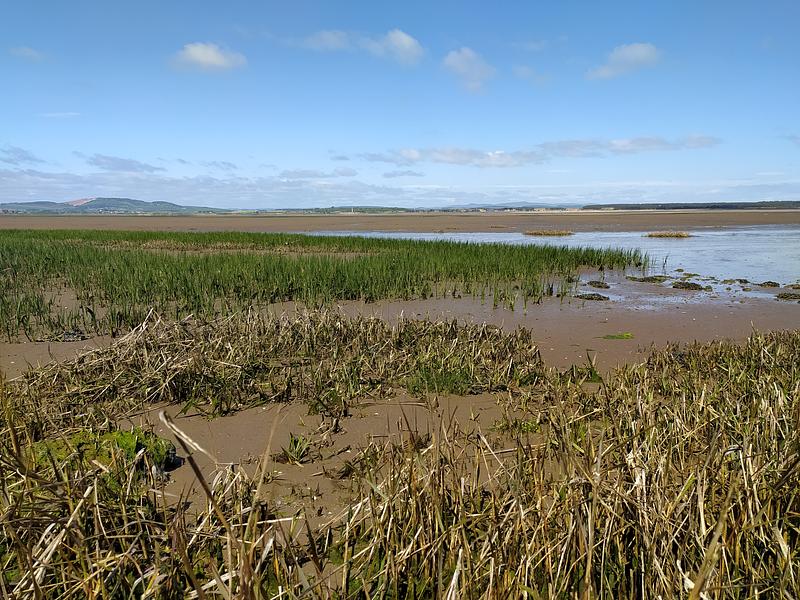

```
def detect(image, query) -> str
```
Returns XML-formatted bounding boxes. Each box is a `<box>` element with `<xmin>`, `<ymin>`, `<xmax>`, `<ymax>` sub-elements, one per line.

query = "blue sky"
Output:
<box><xmin>2</xmin><ymin>1</ymin><xmax>799</xmax><ymax>208</ymax></box>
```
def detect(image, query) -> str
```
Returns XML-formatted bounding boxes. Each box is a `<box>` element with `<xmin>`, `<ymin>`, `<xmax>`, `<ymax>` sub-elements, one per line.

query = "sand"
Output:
<box><xmin>2</xmin><ymin>209</ymin><xmax>800</xmax><ymax>233</ymax></box>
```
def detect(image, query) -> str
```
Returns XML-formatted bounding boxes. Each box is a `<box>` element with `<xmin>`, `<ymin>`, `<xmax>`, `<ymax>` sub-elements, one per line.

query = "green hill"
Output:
<box><xmin>0</xmin><ymin>197</ymin><xmax>231</xmax><ymax>215</ymax></box>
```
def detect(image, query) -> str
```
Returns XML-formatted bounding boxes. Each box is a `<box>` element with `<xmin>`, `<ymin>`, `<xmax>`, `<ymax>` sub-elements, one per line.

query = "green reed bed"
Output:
<box><xmin>0</xmin><ymin>313</ymin><xmax>797</xmax><ymax>597</ymax></box>
<box><xmin>0</xmin><ymin>229</ymin><xmax>644</xmax><ymax>340</ymax></box>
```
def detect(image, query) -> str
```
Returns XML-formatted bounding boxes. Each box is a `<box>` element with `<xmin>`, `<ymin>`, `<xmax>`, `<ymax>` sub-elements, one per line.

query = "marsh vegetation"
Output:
<box><xmin>0</xmin><ymin>229</ymin><xmax>643</xmax><ymax>341</ymax></box>
<box><xmin>1</xmin><ymin>311</ymin><xmax>798</xmax><ymax>597</ymax></box>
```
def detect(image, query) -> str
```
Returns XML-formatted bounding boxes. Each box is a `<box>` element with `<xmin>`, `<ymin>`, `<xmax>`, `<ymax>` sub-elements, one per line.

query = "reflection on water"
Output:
<box><xmin>312</xmin><ymin>226</ymin><xmax>800</xmax><ymax>284</ymax></box>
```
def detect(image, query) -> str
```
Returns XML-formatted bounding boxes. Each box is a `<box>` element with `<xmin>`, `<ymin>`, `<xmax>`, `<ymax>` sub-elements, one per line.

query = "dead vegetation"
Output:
<box><xmin>1</xmin><ymin>311</ymin><xmax>798</xmax><ymax>597</ymax></box>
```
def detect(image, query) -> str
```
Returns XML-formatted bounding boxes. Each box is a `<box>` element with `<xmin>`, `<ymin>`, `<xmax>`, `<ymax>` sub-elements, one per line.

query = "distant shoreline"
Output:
<box><xmin>2</xmin><ymin>209</ymin><xmax>800</xmax><ymax>233</ymax></box>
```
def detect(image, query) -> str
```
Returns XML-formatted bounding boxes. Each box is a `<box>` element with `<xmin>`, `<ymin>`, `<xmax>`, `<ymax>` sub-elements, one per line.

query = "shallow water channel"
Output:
<box><xmin>313</xmin><ymin>225</ymin><xmax>800</xmax><ymax>284</ymax></box>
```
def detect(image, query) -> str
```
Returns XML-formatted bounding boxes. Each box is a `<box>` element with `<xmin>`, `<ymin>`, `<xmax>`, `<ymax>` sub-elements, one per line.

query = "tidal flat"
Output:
<box><xmin>1</xmin><ymin>222</ymin><xmax>798</xmax><ymax>597</ymax></box>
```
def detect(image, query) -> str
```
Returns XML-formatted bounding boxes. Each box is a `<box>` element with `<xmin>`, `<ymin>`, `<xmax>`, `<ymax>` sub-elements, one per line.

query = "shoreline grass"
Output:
<box><xmin>1</xmin><ymin>313</ymin><xmax>798</xmax><ymax>596</ymax></box>
<box><xmin>0</xmin><ymin>228</ymin><xmax>644</xmax><ymax>340</ymax></box>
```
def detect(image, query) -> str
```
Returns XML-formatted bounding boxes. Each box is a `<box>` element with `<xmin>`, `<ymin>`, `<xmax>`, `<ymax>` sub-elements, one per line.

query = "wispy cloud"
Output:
<box><xmin>84</xmin><ymin>153</ymin><xmax>165</xmax><ymax>173</ymax></box>
<box><xmin>364</xmin><ymin>136</ymin><xmax>720</xmax><ymax>168</ymax></box>
<box><xmin>516</xmin><ymin>39</ymin><xmax>548</xmax><ymax>52</ymax></box>
<box><xmin>298</xmin><ymin>29</ymin><xmax>424</xmax><ymax>66</ymax></box>
<box><xmin>607</xmin><ymin>135</ymin><xmax>720</xmax><ymax>153</ymax></box>
<box><xmin>3</xmin><ymin>168</ymin><xmax>797</xmax><ymax>209</ymax></box>
<box><xmin>443</xmin><ymin>47</ymin><xmax>495</xmax><ymax>91</ymax></box>
<box><xmin>38</xmin><ymin>112</ymin><xmax>80</xmax><ymax>119</ymax></box>
<box><xmin>513</xmin><ymin>65</ymin><xmax>549</xmax><ymax>85</ymax></box>
<box><xmin>278</xmin><ymin>167</ymin><xmax>358</xmax><ymax>179</ymax></box>
<box><xmin>9</xmin><ymin>46</ymin><xmax>45</xmax><ymax>61</ymax></box>
<box><xmin>383</xmin><ymin>170</ymin><xmax>425</xmax><ymax>178</ymax></box>
<box><xmin>784</xmin><ymin>134</ymin><xmax>800</xmax><ymax>147</ymax></box>
<box><xmin>587</xmin><ymin>43</ymin><xmax>661</xmax><ymax>80</ymax></box>
<box><xmin>302</xmin><ymin>30</ymin><xmax>351</xmax><ymax>51</ymax></box>
<box><xmin>332</xmin><ymin>167</ymin><xmax>358</xmax><ymax>177</ymax></box>
<box><xmin>172</xmin><ymin>42</ymin><xmax>247</xmax><ymax>71</ymax></box>
<box><xmin>1</xmin><ymin>145</ymin><xmax>45</xmax><ymax>165</ymax></box>
<box><xmin>201</xmin><ymin>160</ymin><xmax>238</xmax><ymax>171</ymax></box>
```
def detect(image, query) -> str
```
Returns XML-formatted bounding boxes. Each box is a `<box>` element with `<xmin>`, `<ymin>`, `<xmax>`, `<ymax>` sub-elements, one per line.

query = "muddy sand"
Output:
<box><xmin>120</xmin><ymin>280</ymin><xmax>797</xmax><ymax>512</ymax></box>
<box><xmin>3</xmin><ymin>270</ymin><xmax>797</xmax><ymax>515</ymax></box>
<box><xmin>3</xmin><ymin>209</ymin><xmax>800</xmax><ymax>233</ymax></box>
<box><xmin>3</xmin><ymin>272</ymin><xmax>797</xmax><ymax>379</ymax></box>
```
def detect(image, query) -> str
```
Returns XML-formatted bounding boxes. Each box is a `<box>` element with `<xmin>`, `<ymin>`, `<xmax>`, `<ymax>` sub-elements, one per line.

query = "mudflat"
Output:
<box><xmin>2</xmin><ymin>208</ymin><xmax>800</xmax><ymax>233</ymax></box>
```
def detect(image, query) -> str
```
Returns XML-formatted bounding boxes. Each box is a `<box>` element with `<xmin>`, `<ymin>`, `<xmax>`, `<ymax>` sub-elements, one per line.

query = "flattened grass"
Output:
<box><xmin>1</xmin><ymin>316</ymin><xmax>798</xmax><ymax>597</ymax></box>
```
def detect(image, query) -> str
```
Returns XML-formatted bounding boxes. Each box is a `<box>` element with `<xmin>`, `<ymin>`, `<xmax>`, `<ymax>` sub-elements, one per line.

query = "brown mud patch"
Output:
<box><xmin>123</xmin><ymin>391</ymin><xmax>529</xmax><ymax>523</ymax></box>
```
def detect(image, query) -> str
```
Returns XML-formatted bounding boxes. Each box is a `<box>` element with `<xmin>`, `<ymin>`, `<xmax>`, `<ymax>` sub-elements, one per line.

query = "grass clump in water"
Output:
<box><xmin>645</xmin><ymin>230</ymin><xmax>692</xmax><ymax>238</ymax></box>
<box><xmin>627</xmin><ymin>274</ymin><xmax>670</xmax><ymax>283</ymax></box>
<box><xmin>673</xmin><ymin>280</ymin><xmax>704</xmax><ymax>290</ymax></box>
<box><xmin>523</xmin><ymin>229</ymin><xmax>574</xmax><ymax>236</ymax></box>
<box><xmin>574</xmin><ymin>292</ymin><xmax>609</xmax><ymax>301</ymax></box>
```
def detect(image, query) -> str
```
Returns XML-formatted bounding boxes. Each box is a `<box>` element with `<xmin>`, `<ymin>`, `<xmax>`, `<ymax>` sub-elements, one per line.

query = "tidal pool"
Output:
<box><xmin>312</xmin><ymin>225</ymin><xmax>800</xmax><ymax>284</ymax></box>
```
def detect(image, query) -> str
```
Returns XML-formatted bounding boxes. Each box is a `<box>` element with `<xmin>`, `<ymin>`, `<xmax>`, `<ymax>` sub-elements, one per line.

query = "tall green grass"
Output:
<box><xmin>0</xmin><ymin>229</ymin><xmax>644</xmax><ymax>339</ymax></box>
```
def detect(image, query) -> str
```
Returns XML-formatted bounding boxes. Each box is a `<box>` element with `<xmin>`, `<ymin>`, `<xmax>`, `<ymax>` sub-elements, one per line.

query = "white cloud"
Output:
<box><xmin>9</xmin><ymin>46</ymin><xmax>45</xmax><ymax>61</ymax></box>
<box><xmin>3</xmin><ymin>167</ymin><xmax>798</xmax><ymax>209</ymax></box>
<box><xmin>361</xmin><ymin>29</ymin><xmax>424</xmax><ymax>65</ymax></box>
<box><xmin>364</xmin><ymin>136</ymin><xmax>720</xmax><ymax>168</ymax></box>
<box><xmin>784</xmin><ymin>134</ymin><xmax>800</xmax><ymax>147</ymax></box>
<box><xmin>443</xmin><ymin>47</ymin><xmax>495</xmax><ymax>91</ymax></box>
<box><xmin>587</xmin><ymin>42</ymin><xmax>661</xmax><ymax>80</ymax></box>
<box><xmin>172</xmin><ymin>42</ymin><xmax>247</xmax><ymax>71</ymax></box>
<box><xmin>298</xmin><ymin>29</ymin><xmax>423</xmax><ymax>65</ymax></box>
<box><xmin>364</xmin><ymin>147</ymin><xmax>544</xmax><ymax>168</ymax></box>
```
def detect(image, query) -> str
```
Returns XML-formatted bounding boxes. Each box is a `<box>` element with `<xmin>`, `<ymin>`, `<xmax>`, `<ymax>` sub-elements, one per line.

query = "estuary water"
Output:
<box><xmin>313</xmin><ymin>225</ymin><xmax>800</xmax><ymax>285</ymax></box>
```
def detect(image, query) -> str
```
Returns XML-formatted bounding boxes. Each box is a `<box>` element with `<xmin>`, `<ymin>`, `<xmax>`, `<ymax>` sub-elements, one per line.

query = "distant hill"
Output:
<box><xmin>0</xmin><ymin>197</ymin><xmax>231</xmax><ymax>215</ymax></box>
<box><xmin>584</xmin><ymin>201</ymin><xmax>800</xmax><ymax>211</ymax></box>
